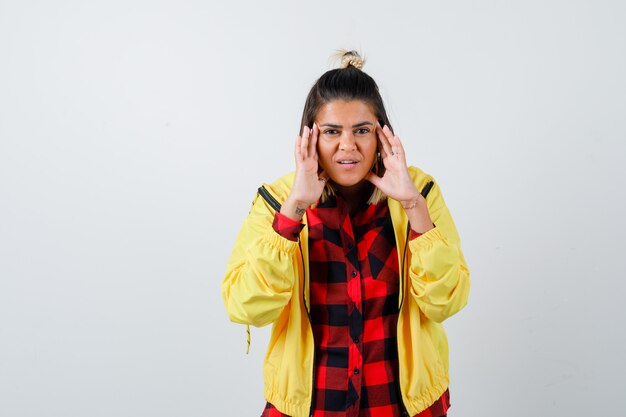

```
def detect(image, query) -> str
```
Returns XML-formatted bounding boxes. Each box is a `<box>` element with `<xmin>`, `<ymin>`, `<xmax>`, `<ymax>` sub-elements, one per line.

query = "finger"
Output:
<box><xmin>389</xmin><ymin>134</ymin><xmax>407</xmax><ymax>162</ymax></box>
<box><xmin>376</xmin><ymin>124</ymin><xmax>390</xmax><ymax>151</ymax></box>
<box><xmin>389</xmin><ymin>134</ymin><xmax>402</xmax><ymax>154</ymax></box>
<box><xmin>295</xmin><ymin>134</ymin><xmax>302</xmax><ymax>160</ymax></box>
<box><xmin>377</xmin><ymin>125</ymin><xmax>393</xmax><ymax>157</ymax></box>
<box><xmin>300</xmin><ymin>126</ymin><xmax>310</xmax><ymax>158</ymax></box>
<box><xmin>309</xmin><ymin>123</ymin><xmax>319</xmax><ymax>158</ymax></box>
<box><xmin>383</xmin><ymin>125</ymin><xmax>406</xmax><ymax>159</ymax></box>
<box><xmin>386</xmin><ymin>129</ymin><xmax>404</xmax><ymax>150</ymax></box>
<box><xmin>382</xmin><ymin>125</ymin><xmax>401</xmax><ymax>156</ymax></box>
<box><xmin>382</xmin><ymin>124</ymin><xmax>395</xmax><ymax>140</ymax></box>
<box><xmin>380</xmin><ymin>124</ymin><xmax>395</xmax><ymax>146</ymax></box>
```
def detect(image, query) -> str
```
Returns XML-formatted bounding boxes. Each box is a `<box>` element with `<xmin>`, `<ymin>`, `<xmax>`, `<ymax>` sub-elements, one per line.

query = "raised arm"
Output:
<box><xmin>221</xmin><ymin>189</ymin><xmax>301</xmax><ymax>327</ymax></box>
<box><xmin>222</xmin><ymin>124</ymin><xmax>327</xmax><ymax>327</ymax></box>
<box><xmin>407</xmin><ymin>179</ymin><xmax>470</xmax><ymax>323</ymax></box>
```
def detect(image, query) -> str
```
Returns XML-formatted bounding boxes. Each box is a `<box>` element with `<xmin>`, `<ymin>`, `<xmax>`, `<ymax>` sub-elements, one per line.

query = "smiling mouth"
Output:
<box><xmin>338</xmin><ymin>160</ymin><xmax>358</xmax><ymax>164</ymax></box>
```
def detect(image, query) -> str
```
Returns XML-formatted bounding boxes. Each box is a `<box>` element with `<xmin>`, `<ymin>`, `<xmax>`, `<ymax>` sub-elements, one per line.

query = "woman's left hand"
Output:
<box><xmin>366</xmin><ymin>124</ymin><xmax>434</xmax><ymax>233</ymax></box>
<box><xmin>365</xmin><ymin>124</ymin><xmax>421</xmax><ymax>202</ymax></box>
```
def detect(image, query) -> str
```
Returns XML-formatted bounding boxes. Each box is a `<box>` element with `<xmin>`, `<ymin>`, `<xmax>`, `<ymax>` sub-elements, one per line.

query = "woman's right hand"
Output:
<box><xmin>280</xmin><ymin>123</ymin><xmax>328</xmax><ymax>221</ymax></box>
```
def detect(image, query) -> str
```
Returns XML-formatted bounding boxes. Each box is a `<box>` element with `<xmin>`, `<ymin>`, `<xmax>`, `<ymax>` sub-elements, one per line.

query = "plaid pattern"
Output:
<box><xmin>268</xmin><ymin>196</ymin><xmax>449</xmax><ymax>417</ymax></box>
<box><xmin>272</xmin><ymin>212</ymin><xmax>305</xmax><ymax>240</ymax></box>
<box><xmin>262</xmin><ymin>390</ymin><xmax>449</xmax><ymax>417</ymax></box>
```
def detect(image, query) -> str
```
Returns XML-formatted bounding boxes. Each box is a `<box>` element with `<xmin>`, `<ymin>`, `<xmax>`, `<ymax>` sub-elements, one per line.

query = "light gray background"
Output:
<box><xmin>1</xmin><ymin>1</ymin><xmax>625</xmax><ymax>416</ymax></box>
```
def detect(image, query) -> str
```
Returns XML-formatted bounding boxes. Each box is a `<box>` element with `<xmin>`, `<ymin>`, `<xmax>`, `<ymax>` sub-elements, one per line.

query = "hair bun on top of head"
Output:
<box><xmin>335</xmin><ymin>49</ymin><xmax>365</xmax><ymax>69</ymax></box>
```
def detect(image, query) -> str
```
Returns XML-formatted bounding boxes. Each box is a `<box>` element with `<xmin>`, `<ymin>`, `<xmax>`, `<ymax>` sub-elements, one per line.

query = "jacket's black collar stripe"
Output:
<box><xmin>258</xmin><ymin>180</ymin><xmax>434</xmax><ymax>213</ymax></box>
<box><xmin>258</xmin><ymin>186</ymin><xmax>282</xmax><ymax>212</ymax></box>
<box><xmin>421</xmin><ymin>181</ymin><xmax>434</xmax><ymax>198</ymax></box>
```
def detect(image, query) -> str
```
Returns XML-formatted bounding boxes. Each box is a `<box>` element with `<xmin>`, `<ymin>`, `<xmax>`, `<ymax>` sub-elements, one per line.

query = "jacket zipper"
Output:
<box><xmin>298</xmin><ymin>238</ymin><xmax>316</xmax><ymax>417</ymax></box>
<box><xmin>397</xmin><ymin>222</ymin><xmax>411</xmax><ymax>416</ymax></box>
<box><xmin>258</xmin><ymin>185</ymin><xmax>282</xmax><ymax>212</ymax></box>
<box><xmin>398</xmin><ymin>224</ymin><xmax>410</xmax><ymax>311</ymax></box>
<box><xmin>398</xmin><ymin>180</ymin><xmax>435</xmax><ymax>414</ymax></box>
<box><xmin>398</xmin><ymin>180</ymin><xmax>433</xmax><ymax>311</ymax></box>
<box><xmin>258</xmin><ymin>185</ymin><xmax>316</xmax><ymax>415</ymax></box>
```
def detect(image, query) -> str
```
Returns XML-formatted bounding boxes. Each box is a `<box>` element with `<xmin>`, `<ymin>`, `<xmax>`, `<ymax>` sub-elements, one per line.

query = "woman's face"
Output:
<box><xmin>314</xmin><ymin>100</ymin><xmax>378</xmax><ymax>188</ymax></box>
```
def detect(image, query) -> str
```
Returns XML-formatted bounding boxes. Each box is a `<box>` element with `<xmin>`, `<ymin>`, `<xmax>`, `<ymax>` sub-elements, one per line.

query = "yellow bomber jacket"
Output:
<box><xmin>221</xmin><ymin>166</ymin><xmax>470</xmax><ymax>417</ymax></box>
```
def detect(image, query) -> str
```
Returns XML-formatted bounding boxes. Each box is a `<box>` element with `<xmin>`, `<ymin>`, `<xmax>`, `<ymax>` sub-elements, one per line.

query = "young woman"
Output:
<box><xmin>222</xmin><ymin>50</ymin><xmax>470</xmax><ymax>417</ymax></box>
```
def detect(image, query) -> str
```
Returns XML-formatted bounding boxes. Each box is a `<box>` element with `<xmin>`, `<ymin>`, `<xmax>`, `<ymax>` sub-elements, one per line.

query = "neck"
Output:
<box><xmin>332</xmin><ymin>180</ymin><xmax>373</xmax><ymax>213</ymax></box>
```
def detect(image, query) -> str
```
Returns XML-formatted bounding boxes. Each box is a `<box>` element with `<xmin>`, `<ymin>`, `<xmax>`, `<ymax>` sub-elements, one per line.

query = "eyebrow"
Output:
<box><xmin>318</xmin><ymin>121</ymin><xmax>374</xmax><ymax>128</ymax></box>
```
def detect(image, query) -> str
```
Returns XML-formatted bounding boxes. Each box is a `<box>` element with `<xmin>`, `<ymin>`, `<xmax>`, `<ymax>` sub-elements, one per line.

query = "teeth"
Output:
<box><xmin>339</xmin><ymin>161</ymin><xmax>356</xmax><ymax>164</ymax></box>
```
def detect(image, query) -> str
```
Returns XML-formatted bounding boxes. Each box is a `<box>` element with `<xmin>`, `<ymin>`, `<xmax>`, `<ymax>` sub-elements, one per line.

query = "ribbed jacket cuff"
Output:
<box><xmin>264</xmin><ymin>229</ymin><xmax>300</xmax><ymax>253</ymax></box>
<box><xmin>408</xmin><ymin>227</ymin><xmax>447</xmax><ymax>252</ymax></box>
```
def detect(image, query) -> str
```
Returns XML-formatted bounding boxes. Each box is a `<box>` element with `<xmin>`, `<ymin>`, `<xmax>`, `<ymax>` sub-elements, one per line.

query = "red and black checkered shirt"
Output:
<box><xmin>264</xmin><ymin>195</ymin><xmax>450</xmax><ymax>417</ymax></box>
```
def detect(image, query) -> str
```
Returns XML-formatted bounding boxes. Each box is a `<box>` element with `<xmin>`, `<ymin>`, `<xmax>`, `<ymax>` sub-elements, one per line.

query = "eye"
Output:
<box><xmin>355</xmin><ymin>128</ymin><xmax>370</xmax><ymax>135</ymax></box>
<box><xmin>324</xmin><ymin>129</ymin><xmax>339</xmax><ymax>135</ymax></box>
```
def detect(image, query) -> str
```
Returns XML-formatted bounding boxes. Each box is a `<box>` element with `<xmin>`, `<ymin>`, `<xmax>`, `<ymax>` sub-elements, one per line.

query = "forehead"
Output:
<box><xmin>316</xmin><ymin>100</ymin><xmax>376</xmax><ymax>123</ymax></box>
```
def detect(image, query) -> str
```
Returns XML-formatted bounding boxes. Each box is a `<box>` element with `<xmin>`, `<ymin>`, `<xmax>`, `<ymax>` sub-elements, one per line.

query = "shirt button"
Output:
<box><xmin>351</xmin><ymin>271</ymin><xmax>357</xmax><ymax>277</ymax></box>
<box><xmin>353</xmin><ymin>368</ymin><xmax>360</xmax><ymax>375</ymax></box>
<box><xmin>353</xmin><ymin>336</ymin><xmax>359</xmax><ymax>343</ymax></box>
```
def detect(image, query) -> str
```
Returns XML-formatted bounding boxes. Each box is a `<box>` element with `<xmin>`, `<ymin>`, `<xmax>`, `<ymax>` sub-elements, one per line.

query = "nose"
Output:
<box><xmin>339</xmin><ymin>132</ymin><xmax>357</xmax><ymax>151</ymax></box>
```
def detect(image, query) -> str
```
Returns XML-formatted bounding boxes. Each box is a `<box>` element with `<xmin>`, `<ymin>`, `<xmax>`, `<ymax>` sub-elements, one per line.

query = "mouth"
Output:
<box><xmin>335</xmin><ymin>158</ymin><xmax>360</xmax><ymax>171</ymax></box>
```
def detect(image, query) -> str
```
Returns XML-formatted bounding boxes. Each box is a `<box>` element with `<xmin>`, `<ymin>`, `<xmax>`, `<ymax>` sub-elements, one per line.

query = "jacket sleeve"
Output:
<box><xmin>407</xmin><ymin>178</ymin><xmax>470</xmax><ymax>323</ymax></box>
<box><xmin>221</xmin><ymin>190</ymin><xmax>300</xmax><ymax>327</ymax></box>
